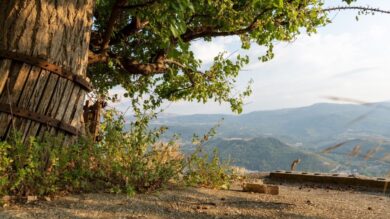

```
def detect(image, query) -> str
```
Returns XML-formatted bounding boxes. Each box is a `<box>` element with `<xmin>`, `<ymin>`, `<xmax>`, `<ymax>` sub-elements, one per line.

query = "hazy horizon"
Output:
<box><xmin>122</xmin><ymin>100</ymin><xmax>390</xmax><ymax>116</ymax></box>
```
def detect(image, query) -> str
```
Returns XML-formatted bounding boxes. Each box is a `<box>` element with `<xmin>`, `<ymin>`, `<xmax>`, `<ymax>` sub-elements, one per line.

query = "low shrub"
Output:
<box><xmin>183</xmin><ymin>130</ymin><xmax>236</xmax><ymax>189</ymax></box>
<box><xmin>0</xmin><ymin>109</ymin><xmax>234</xmax><ymax>199</ymax></box>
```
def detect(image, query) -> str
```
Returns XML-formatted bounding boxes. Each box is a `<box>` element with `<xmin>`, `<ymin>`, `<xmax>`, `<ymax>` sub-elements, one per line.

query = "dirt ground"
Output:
<box><xmin>1</xmin><ymin>181</ymin><xmax>389</xmax><ymax>219</ymax></box>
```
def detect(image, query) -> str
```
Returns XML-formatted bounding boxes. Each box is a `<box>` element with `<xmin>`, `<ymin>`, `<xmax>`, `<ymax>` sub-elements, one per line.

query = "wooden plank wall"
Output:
<box><xmin>0</xmin><ymin>58</ymin><xmax>86</xmax><ymax>143</ymax></box>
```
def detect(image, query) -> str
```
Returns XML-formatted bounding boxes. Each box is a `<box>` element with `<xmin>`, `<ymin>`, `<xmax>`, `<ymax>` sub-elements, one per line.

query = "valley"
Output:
<box><xmin>146</xmin><ymin>102</ymin><xmax>390</xmax><ymax>176</ymax></box>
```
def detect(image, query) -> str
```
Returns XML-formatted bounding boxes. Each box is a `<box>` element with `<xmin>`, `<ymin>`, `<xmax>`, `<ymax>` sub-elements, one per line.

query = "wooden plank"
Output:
<box><xmin>7</xmin><ymin>66</ymin><xmax>41</xmax><ymax>138</ymax></box>
<box><xmin>46</xmin><ymin>79</ymin><xmax>70</xmax><ymax>118</ymax></box>
<box><xmin>70</xmin><ymin>90</ymin><xmax>86</xmax><ymax>129</ymax></box>
<box><xmin>26</xmin><ymin>72</ymin><xmax>60</xmax><ymax>138</ymax></box>
<box><xmin>71</xmin><ymin>89</ymin><xmax>86</xmax><ymax>138</ymax></box>
<box><xmin>39</xmin><ymin>78</ymin><xmax>76</xmax><ymax>142</ymax></box>
<box><xmin>62</xmin><ymin>87</ymin><xmax>84</xmax><ymax>145</ymax></box>
<box><xmin>19</xmin><ymin>68</ymin><xmax>51</xmax><ymax>142</ymax></box>
<box><xmin>60</xmin><ymin>87</ymin><xmax>81</xmax><ymax>125</ymax></box>
<box><xmin>0</xmin><ymin>62</ymin><xmax>26</xmax><ymax>103</ymax></box>
<box><xmin>40</xmin><ymin>78</ymin><xmax>76</xmax><ymax>137</ymax></box>
<box><xmin>0</xmin><ymin>63</ymin><xmax>31</xmax><ymax>138</ymax></box>
<box><xmin>0</xmin><ymin>59</ymin><xmax>12</xmax><ymax>95</ymax></box>
<box><xmin>269</xmin><ymin>171</ymin><xmax>390</xmax><ymax>193</ymax></box>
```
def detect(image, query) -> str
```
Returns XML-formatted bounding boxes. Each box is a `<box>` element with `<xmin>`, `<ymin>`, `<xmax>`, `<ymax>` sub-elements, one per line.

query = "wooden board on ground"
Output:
<box><xmin>269</xmin><ymin>171</ymin><xmax>390</xmax><ymax>193</ymax></box>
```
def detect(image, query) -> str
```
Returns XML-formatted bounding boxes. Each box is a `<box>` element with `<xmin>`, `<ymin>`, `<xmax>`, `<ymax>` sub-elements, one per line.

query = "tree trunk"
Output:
<box><xmin>0</xmin><ymin>0</ymin><xmax>94</xmax><ymax>142</ymax></box>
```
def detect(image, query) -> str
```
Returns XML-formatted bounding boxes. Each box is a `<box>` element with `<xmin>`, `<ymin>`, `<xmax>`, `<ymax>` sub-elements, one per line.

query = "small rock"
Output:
<box><xmin>242</xmin><ymin>183</ymin><xmax>279</xmax><ymax>195</ymax></box>
<box><xmin>1</xmin><ymin>195</ymin><xmax>12</xmax><ymax>202</ymax></box>
<box><xmin>368</xmin><ymin>207</ymin><xmax>373</xmax><ymax>211</ymax></box>
<box><xmin>220</xmin><ymin>197</ymin><xmax>226</xmax><ymax>201</ymax></box>
<box><xmin>27</xmin><ymin>196</ymin><xmax>38</xmax><ymax>203</ymax></box>
<box><xmin>202</xmin><ymin>206</ymin><xmax>208</xmax><ymax>210</ymax></box>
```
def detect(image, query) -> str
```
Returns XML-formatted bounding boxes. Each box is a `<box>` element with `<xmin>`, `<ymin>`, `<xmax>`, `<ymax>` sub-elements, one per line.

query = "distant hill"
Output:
<box><xmin>153</xmin><ymin>102</ymin><xmax>390</xmax><ymax>148</ymax></box>
<box><xmin>125</xmin><ymin>102</ymin><xmax>390</xmax><ymax>176</ymax></box>
<box><xmin>191</xmin><ymin>137</ymin><xmax>337</xmax><ymax>172</ymax></box>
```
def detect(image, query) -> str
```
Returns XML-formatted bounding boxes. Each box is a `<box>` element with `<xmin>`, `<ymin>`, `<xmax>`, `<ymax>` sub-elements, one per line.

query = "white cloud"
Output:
<box><xmin>190</xmin><ymin>37</ymin><xmax>241</xmax><ymax>64</ymax></box>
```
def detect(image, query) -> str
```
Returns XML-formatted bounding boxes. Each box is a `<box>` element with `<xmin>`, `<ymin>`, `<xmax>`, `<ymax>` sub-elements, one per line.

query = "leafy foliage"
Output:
<box><xmin>88</xmin><ymin>0</ymin><xmax>355</xmax><ymax>113</ymax></box>
<box><xmin>0</xmin><ymin>133</ymin><xmax>64</xmax><ymax>197</ymax></box>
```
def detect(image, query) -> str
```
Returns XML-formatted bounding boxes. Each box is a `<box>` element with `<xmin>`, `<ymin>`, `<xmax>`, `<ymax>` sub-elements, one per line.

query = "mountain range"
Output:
<box><xmin>154</xmin><ymin>102</ymin><xmax>390</xmax><ymax>147</ymax></box>
<box><xmin>129</xmin><ymin>102</ymin><xmax>390</xmax><ymax>176</ymax></box>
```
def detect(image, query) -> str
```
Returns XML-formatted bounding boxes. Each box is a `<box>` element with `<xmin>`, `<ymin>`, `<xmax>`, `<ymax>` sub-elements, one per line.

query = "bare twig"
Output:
<box><xmin>6</xmin><ymin>78</ymin><xmax>16</xmax><ymax>139</ymax></box>
<box><xmin>181</xmin><ymin>8</ymin><xmax>272</xmax><ymax>42</ymax></box>
<box><xmin>321</xmin><ymin>141</ymin><xmax>348</xmax><ymax>154</ymax></box>
<box><xmin>324</xmin><ymin>96</ymin><xmax>373</xmax><ymax>106</ymax></box>
<box><xmin>348</xmin><ymin>144</ymin><xmax>361</xmax><ymax>157</ymax></box>
<box><xmin>364</xmin><ymin>146</ymin><xmax>382</xmax><ymax>160</ymax></box>
<box><xmin>323</xmin><ymin>6</ymin><xmax>390</xmax><ymax>14</ymax></box>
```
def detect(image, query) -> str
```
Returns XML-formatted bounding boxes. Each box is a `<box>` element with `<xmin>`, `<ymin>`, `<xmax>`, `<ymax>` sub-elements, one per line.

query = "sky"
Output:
<box><xmin>111</xmin><ymin>0</ymin><xmax>390</xmax><ymax>115</ymax></box>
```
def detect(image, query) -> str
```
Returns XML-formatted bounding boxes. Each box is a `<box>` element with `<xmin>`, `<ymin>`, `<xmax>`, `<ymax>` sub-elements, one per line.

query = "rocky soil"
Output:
<box><xmin>1</xmin><ymin>181</ymin><xmax>389</xmax><ymax>219</ymax></box>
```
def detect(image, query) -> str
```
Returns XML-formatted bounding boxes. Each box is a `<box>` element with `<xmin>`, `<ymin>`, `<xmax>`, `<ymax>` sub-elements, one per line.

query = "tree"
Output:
<box><xmin>0</xmin><ymin>0</ymin><xmax>388</xmax><ymax>141</ymax></box>
<box><xmin>0</xmin><ymin>0</ymin><xmax>94</xmax><ymax>142</ymax></box>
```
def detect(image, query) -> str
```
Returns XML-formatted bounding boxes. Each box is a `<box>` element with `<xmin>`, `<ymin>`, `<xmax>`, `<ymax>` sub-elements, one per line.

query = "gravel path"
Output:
<box><xmin>1</xmin><ymin>183</ymin><xmax>389</xmax><ymax>219</ymax></box>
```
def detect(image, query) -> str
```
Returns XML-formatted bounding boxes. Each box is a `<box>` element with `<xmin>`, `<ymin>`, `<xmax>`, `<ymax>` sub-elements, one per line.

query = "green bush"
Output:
<box><xmin>182</xmin><ymin>125</ymin><xmax>236</xmax><ymax>189</ymax></box>
<box><xmin>184</xmin><ymin>147</ymin><xmax>232</xmax><ymax>189</ymax></box>
<box><xmin>0</xmin><ymin>109</ymin><xmax>234</xmax><ymax>199</ymax></box>
<box><xmin>0</xmin><ymin>133</ymin><xmax>63</xmax><ymax>197</ymax></box>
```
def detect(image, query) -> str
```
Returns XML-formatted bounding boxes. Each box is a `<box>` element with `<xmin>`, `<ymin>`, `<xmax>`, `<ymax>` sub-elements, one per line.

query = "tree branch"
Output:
<box><xmin>121</xmin><ymin>0</ymin><xmax>157</xmax><ymax>10</ymax></box>
<box><xmin>323</xmin><ymin>6</ymin><xmax>390</xmax><ymax>14</ymax></box>
<box><xmin>118</xmin><ymin>58</ymin><xmax>167</xmax><ymax>75</ymax></box>
<box><xmin>181</xmin><ymin>9</ymin><xmax>270</xmax><ymax>42</ymax></box>
<box><xmin>88</xmin><ymin>50</ymin><xmax>108</xmax><ymax>64</ymax></box>
<box><xmin>100</xmin><ymin>0</ymin><xmax>127</xmax><ymax>51</ymax></box>
<box><xmin>164</xmin><ymin>59</ymin><xmax>187</xmax><ymax>69</ymax></box>
<box><xmin>104</xmin><ymin>55</ymin><xmax>204</xmax><ymax>78</ymax></box>
<box><xmin>88</xmin><ymin>49</ymin><xmax>166</xmax><ymax>76</ymax></box>
<box><xmin>110</xmin><ymin>17</ymin><xmax>149</xmax><ymax>45</ymax></box>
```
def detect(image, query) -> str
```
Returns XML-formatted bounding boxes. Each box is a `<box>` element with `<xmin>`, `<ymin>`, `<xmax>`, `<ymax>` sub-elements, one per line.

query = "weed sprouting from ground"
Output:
<box><xmin>184</xmin><ymin>122</ymin><xmax>237</xmax><ymax>189</ymax></box>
